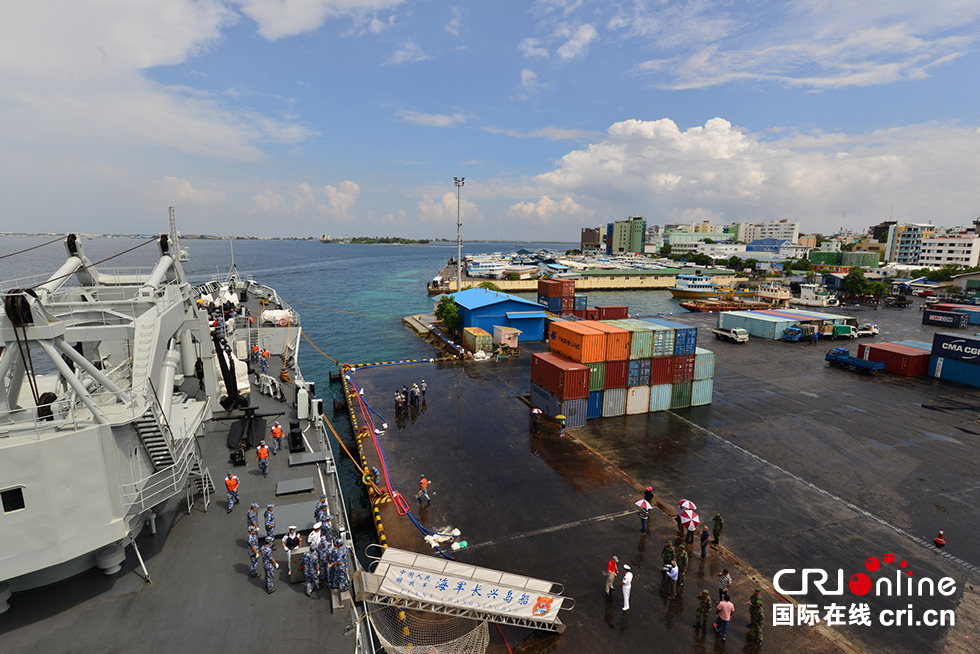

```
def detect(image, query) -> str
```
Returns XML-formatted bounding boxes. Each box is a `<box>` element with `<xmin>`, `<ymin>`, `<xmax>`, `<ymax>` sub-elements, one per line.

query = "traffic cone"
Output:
<box><xmin>934</xmin><ymin>530</ymin><xmax>945</xmax><ymax>548</ymax></box>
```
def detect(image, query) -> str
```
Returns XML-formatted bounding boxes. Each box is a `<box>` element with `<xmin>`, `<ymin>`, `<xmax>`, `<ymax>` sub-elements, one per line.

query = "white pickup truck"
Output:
<box><xmin>856</xmin><ymin>322</ymin><xmax>880</xmax><ymax>337</ymax></box>
<box><xmin>712</xmin><ymin>327</ymin><xmax>749</xmax><ymax>343</ymax></box>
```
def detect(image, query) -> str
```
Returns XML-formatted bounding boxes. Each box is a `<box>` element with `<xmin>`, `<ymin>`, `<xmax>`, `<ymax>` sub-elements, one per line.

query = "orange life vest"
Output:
<box><xmin>252</xmin><ymin>344</ymin><xmax>259</xmax><ymax>354</ymax></box>
<box><xmin>419</xmin><ymin>478</ymin><xmax>428</xmax><ymax>491</ymax></box>
<box><xmin>225</xmin><ymin>476</ymin><xmax>239</xmax><ymax>492</ymax></box>
<box><xmin>271</xmin><ymin>424</ymin><xmax>282</xmax><ymax>439</ymax></box>
<box><xmin>256</xmin><ymin>445</ymin><xmax>269</xmax><ymax>460</ymax></box>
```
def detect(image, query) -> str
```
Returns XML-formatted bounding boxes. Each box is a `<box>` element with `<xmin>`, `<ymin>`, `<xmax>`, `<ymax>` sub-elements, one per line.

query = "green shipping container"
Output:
<box><xmin>671</xmin><ymin>381</ymin><xmax>692</xmax><ymax>409</ymax></box>
<box><xmin>585</xmin><ymin>361</ymin><xmax>606</xmax><ymax>391</ymax></box>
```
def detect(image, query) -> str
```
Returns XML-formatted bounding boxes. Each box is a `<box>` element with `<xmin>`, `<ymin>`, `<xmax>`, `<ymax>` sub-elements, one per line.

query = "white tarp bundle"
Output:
<box><xmin>218</xmin><ymin>286</ymin><xmax>240</xmax><ymax>307</ymax></box>
<box><xmin>261</xmin><ymin>309</ymin><xmax>293</xmax><ymax>325</ymax></box>
<box><xmin>215</xmin><ymin>354</ymin><xmax>251</xmax><ymax>398</ymax></box>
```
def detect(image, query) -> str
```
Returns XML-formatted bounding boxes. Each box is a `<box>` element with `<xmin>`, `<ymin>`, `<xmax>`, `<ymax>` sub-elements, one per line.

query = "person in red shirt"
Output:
<box><xmin>417</xmin><ymin>475</ymin><xmax>430</xmax><ymax>502</ymax></box>
<box><xmin>714</xmin><ymin>593</ymin><xmax>735</xmax><ymax>640</ymax></box>
<box><xmin>605</xmin><ymin>555</ymin><xmax>619</xmax><ymax>596</ymax></box>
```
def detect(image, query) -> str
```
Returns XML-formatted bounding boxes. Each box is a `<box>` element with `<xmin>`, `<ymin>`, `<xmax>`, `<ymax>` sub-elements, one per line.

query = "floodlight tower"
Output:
<box><xmin>454</xmin><ymin>177</ymin><xmax>465</xmax><ymax>292</ymax></box>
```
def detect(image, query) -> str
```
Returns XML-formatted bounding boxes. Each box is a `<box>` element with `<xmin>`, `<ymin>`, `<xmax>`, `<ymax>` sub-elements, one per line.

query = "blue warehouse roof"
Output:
<box><xmin>435</xmin><ymin>288</ymin><xmax>543</xmax><ymax>311</ymax></box>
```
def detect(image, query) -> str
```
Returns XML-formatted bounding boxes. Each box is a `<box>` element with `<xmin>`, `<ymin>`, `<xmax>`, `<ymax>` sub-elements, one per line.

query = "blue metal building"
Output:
<box><xmin>435</xmin><ymin>288</ymin><xmax>546</xmax><ymax>341</ymax></box>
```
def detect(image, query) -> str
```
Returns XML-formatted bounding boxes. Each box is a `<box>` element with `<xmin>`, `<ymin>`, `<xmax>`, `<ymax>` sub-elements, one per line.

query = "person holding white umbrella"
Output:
<box><xmin>635</xmin><ymin>487</ymin><xmax>654</xmax><ymax>535</ymax></box>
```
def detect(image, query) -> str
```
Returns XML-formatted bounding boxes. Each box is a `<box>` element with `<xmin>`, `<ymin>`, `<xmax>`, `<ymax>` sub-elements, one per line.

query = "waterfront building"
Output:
<box><xmin>919</xmin><ymin>234</ymin><xmax>980</xmax><ymax>268</ymax></box>
<box><xmin>609</xmin><ymin>216</ymin><xmax>647</xmax><ymax>254</ymax></box>
<box><xmin>437</xmin><ymin>288</ymin><xmax>545</xmax><ymax>341</ymax></box>
<box><xmin>581</xmin><ymin>227</ymin><xmax>602</xmax><ymax>254</ymax></box>
<box><xmin>884</xmin><ymin>223</ymin><xmax>936</xmax><ymax>264</ymax></box>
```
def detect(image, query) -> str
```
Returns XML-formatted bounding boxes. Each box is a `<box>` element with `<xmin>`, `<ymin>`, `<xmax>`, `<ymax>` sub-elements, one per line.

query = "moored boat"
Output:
<box><xmin>668</xmin><ymin>274</ymin><xmax>755</xmax><ymax>299</ymax></box>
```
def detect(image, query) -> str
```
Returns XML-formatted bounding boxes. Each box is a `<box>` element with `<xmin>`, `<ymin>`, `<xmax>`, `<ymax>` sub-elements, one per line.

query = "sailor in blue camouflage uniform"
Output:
<box><xmin>314</xmin><ymin>495</ymin><xmax>330</xmax><ymax>525</ymax></box>
<box><xmin>302</xmin><ymin>548</ymin><xmax>320</xmax><ymax>597</ymax></box>
<box><xmin>247</xmin><ymin>502</ymin><xmax>259</xmax><ymax>531</ymax></box>
<box><xmin>246</xmin><ymin>526</ymin><xmax>260</xmax><ymax>577</ymax></box>
<box><xmin>261</xmin><ymin>536</ymin><xmax>277</xmax><ymax>593</ymax></box>
<box><xmin>317</xmin><ymin>534</ymin><xmax>331</xmax><ymax>589</ymax></box>
<box><xmin>327</xmin><ymin>537</ymin><xmax>349</xmax><ymax>590</ymax></box>
<box><xmin>264</xmin><ymin>504</ymin><xmax>276</xmax><ymax>547</ymax></box>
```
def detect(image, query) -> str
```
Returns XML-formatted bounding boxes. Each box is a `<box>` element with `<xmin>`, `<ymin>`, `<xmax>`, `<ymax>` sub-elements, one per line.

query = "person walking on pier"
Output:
<box><xmin>224</xmin><ymin>471</ymin><xmax>240</xmax><ymax>514</ymax></box>
<box><xmin>256</xmin><ymin>441</ymin><xmax>270</xmax><ymax>477</ymax></box>
<box><xmin>247</xmin><ymin>526</ymin><xmax>260</xmax><ymax>577</ymax></box>
<box><xmin>664</xmin><ymin>560</ymin><xmax>678</xmax><ymax>599</ymax></box>
<box><xmin>718</xmin><ymin>569</ymin><xmax>732</xmax><ymax>601</ymax></box>
<box><xmin>261</xmin><ymin>537</ymin><xmax>278</xmax><ymax>594</ymax></box>
<box><xmin>676</xmin><ymin>545</ymin><xmax>690</xmax><ymax>587</ymax></box>
<box><xmin>714</xmin><ymin>593</ymin><xmax>734</xmax><ymax>641</ymax></box>
<box><xmin>712</xmin><ymin>513</ymin><xmax>724</xmax><ymax>545</ymax></box>
<box><xmin>620</xmin><ymin>564</ymin><xmax>633</xmax><ymax>611</ymax></box>
<box><xmin>420</xmin><ymin>379</ymin><xmax>427</xmax><ymax>400</ymax></box>
<box><xmin>270</xmin><ymin>421</ymin><xmax>283</xmax><ymax>455</ymax></box>
<box><xmin>264</xmin><ymin>504</ymin><xmax>276</xmax><ymax>546</ymax></box>
<box><xmin>748</xmin><ymin>592</ymin><xmax>765</xmax><ymax>646</ymax></box>
<box><xmin>402</xmin><ymin>385</ymin><xmax>410</xmax><ymax>406</ymax></box>
<box><xmin>302</xmin><ymin>548</ymin><xmax>319</xmax><ymax>597</ymax></box>
<box><xmin>700</xmin><ymin>525</ymin><xmax>710</xmax><ymax>560</ymax></box>
<box><xmin>605</xmin><ymin>556</ymin><xmax>619</xmax><ymax>596</ymax></box>
<box><xmin>694</xmin><ymin>590</ymin><xmax>712</xmax><ymax>629</ymax></box>
<box><xmin>252</xmin><ymin>343</ymin><xmax>259</xmax><ymax>364</ymax></box>
<box><xmin>394</xmin><ymin>391</ymin><xmax>403</xmax><ymax>415</ymax></box>
<box><xmin>531</xmin><ymin>408</ymin><xmax>542</xmax><ymax>432</ymax></box>
<box><xmin>247</xmin><ymin>503</ymin><xmax>259</xmax><ymax>531</ymax></box>
<box><xmin>417</xmin><ymin>475</ymin><xmax>430</xmax><ymax>502</ymax></box>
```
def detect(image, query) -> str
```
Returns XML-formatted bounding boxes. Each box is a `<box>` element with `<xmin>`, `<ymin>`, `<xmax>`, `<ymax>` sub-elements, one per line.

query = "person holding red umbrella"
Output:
<box><xmin>635</xmin><ymin>487</ymin><xmax>654</xmax><ymax>534</ymax></box>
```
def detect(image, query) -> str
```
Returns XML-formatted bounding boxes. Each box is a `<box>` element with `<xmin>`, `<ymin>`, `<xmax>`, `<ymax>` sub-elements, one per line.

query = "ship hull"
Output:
<box><xmin>669</xmin><ymin>289</ymin><xmax>756</xmax><ymax>299</ymax></box>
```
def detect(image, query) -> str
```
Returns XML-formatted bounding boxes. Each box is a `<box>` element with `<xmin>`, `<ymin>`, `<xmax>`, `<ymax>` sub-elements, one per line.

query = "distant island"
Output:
<box><xmin>347</xmin><ymin>237</ymin><xmax>430</xmax><ymax>244</ymax></box>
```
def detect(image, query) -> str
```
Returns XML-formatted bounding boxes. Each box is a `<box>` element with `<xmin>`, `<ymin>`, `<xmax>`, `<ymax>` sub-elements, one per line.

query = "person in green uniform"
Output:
<box><xmin>661</xmin><ymin>541</ymin><xmax>675</xmax><ymax>568</ymax></box>
<box><xmin>693</xmin><ymin>589</ymin><xmax>712</xmax><ymax>629</ymax></box>
<box><xmin>748</xmin><ymin>589</ymin><xmax>765</xmax><ymax>646</ymax></box>
<box><xmin>713</xmin><ymin>513</ymin><xmax>724</xmax><ymax>545</ymax></box>
<box><xmin>676</xmin><ymin>544</ymin><xmax>689</xmax><ymax>586</ymax></box>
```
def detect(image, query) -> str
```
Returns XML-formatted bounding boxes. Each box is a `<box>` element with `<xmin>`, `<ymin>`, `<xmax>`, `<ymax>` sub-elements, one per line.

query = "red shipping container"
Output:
<box><xmin>604</xmin><ymin>359</ymin><xmax>629</xmax><ymax>389</ymax></box>
<box><xmin>559</xmin><ymin>279</ymin><xmax>576</xmax><ymax>298</ymax></box>
<box><xmin>572</xmin><ymin>309</ymin><xmax>587</xmax><ymax>319</ymax></box>
<box><xmin>579</xmin><ymin>320</ymin><xmax>631</xmax><ymax>361</ymax></box>
<box><xmin>650</xmin><ymin>356</ymin><xmax>674</xmax><ymax>385</ymax></box>
<box><xmin>857</xmin><ymin>342</ymin><xmax>930</xmax><ymax>377</ymax></box>
<box><xmin>596</xmin><ymin>305</ymin><xmax>629</xmax><ymax>320</ymax></box>
<box><xmin>586</xmin><ymin>308</ymin><xmax>600</xmax><ymax>321</ymax></box>
<box><xmin>538</xmin><ymin>279</ymin><xmax>564</xmax><ymax>298</ymax></box>
<box><xmin>561</xmin><ymin>297</ymin><xmax>575</xmax><ymax>312</ymax></box>
<box><xmin>672</xmin><ymin>355</ymin><xmax>695</xmax><ymax>382</ymax></box>
<box><xmin>531</xmin><ymin>352</ymin><xmax>590</xmax><ymax>400</ymax></box>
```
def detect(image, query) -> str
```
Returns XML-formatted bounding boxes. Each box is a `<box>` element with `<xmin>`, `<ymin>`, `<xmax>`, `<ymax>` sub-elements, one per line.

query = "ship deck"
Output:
<box><xmin>0</xmin><ymin>299</ymin><xmax>362</xmax><ymax>653</ymax></box>
<box><xmin>347</xmin><ymin>300</ymin><xmax>979</xmax><ymax>654</ymax></box>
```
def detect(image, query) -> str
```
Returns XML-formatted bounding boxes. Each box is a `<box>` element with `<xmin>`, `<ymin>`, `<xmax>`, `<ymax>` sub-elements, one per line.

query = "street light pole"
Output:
<box><xmin>454</xmin><ymin>177</ymin><xmax>464</xmax><ymax>292</ymax></box>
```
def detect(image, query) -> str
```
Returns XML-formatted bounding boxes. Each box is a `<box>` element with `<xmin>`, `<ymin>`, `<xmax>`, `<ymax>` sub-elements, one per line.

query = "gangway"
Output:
<box><xmin>353</xmin><ymin>546</ymin><xmax>572</xmax><ymax>634</ymax></box>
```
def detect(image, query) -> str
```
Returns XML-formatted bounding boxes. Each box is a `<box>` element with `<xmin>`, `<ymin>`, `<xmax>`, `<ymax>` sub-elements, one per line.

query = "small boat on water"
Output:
<box><xmin>791</xmin><ymin>283</ymin><xmax>839</xmax><ymax>307</ymax></box>
<box><xmin>668</xmin><ymin>274</ymin><xmax>755</xmax><ymax>299</ymax></box>
<box><xmin>679</xmin><ymin>298</ymin><xmax>771</xmax><ymax>312</ymax></box>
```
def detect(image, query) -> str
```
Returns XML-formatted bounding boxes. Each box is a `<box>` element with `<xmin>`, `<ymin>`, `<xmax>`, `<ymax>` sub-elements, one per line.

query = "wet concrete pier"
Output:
<box><xmin>346</xmin><ymin>302</ymin><xmax>979</xmax><ymax>653</ymax></box>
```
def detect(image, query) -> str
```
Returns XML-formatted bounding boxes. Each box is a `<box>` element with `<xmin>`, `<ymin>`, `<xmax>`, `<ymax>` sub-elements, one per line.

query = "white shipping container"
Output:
<box><xmin>691</xmin><ymin>378</ymin><xmax>713</xmax><ymax>406</ymax></box>
<box><xmin>602</xmin><ymin>387</ymin><xmax>627</xmax><ymax>417</ymax></box>
<box><xmin>694</xmin><ymin>347</ymin><xmax>715</xmax><ymax>380</ymax></box>
<box><xmin>648</xmin><ymin>384</ymin><xmax>672</xmax><ymax>412</ymax></box>
<box><xmin>626</xmin><ymin>386</ymin><xmax>651</xmax><ymax>415</ymax></box>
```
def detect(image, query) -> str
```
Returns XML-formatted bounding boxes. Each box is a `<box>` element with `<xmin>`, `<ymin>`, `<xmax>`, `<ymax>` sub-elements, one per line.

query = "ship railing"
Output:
<box><xmin>119</xmin><ymin>432</ymin><xmax>199</xmax><ymax>513</ymax></box>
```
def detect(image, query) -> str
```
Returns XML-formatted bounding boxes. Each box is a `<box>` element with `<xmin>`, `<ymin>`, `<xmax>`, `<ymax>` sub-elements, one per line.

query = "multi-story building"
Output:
<box><xmin>918</xmin><ymin>234</ymin><xmax>980</xmax><ymax>268</ymax></box>
<box><xmin>737</xmin><ymin>219</ymin><xmax>800</xmax><ymax>244</ymax></box>
<box><xmin>580</xmin><ymin>227</ymin><xmax>602</xmax><ymax>254</ymax></box>
<box><xmin>609</xmin><ymin>216</ymin><xmax>647</xmax><ymax>254</ymax></box>
<box><xmin>884</xmin><ymin>223</ymin><xmax>936</xmax><ymax>264</ymax></box>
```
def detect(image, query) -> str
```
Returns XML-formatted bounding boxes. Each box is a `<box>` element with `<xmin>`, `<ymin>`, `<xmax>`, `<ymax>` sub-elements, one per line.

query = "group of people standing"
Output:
<box><xmin>394</xmin><ymin>380</ymin><xmax>427</xmax><ymax>415</ymax></box>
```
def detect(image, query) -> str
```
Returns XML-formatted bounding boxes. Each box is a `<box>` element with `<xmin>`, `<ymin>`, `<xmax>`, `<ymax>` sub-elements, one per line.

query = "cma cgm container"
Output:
<box><xmin>929</xmin><ymin>356</ymin><xmax>980</xmax><ymax>387</ymax></box>
<box><xmin>649</xmin><ymin>384</ymin><xmax>672</xmax><ymax>412</ymax></box>
<box><xmin>626</xmin><ymin>386</ymin><xmax>651</xmax><ymax>415</ymax></box>
<box><xmin>627</xmin><ymin>358</ymin><xmax>652</xmax><ymax>387</ymax></box>
<box><xmin>604</xmin><ymin>320</ymin><xmax>653</xmax><ymax>359</ymax></box>
<box><xmin>691</xmin><ymin>378</ymin><xmax>713</xmax><ymax>406</ymax></box>
<box><xmin>857</xmin><ymin>342</ymin><xmax>930</xmax><ymax>377</ymax></box>
<box><xmin>643</xmin><ymin>318</ymin><xmax>698</xmax><ymax>356</ymax></box>
<box><xmin>931</xmin><ymin>304</ymin><xmax>980</xmax><ymax>325</ymax></box>
<box><xmin>922</xmin><ymin>309</ymin><xmax>969</xmax><ymax>328</ymax></box>
<box><xmin>650</xmin><ymin>356</ymin><xmax>674</xmax><ymax>385</ymax></box>
<box><xmin>596</xmin><ymin>305</ymin><xmax>629</xmax><ymax>320</ymax></box>
<box><xmin>581</xmin><ymin>321</ymin><xmax>631</xmax><ymax>361</ymax></box>
<box><xmin>587</xmin><ymin>390</ymin><xmax>604</xmax><ymax>419</ymax></box>
<box><xmin>672</xmin><ymin>355</ymin><xmax>695</xmax><ymax>383</ymax></box>
<box><xmin>931</xmin><ymin>332</ymin><xmax>980</xmax><ymax>363</ymax></box>
<box><xmin>604</xmin><ymin>359</ymin><xmax>629</xmax><ymax>389</ymax></box>
<box><xmin>530</xmin><ymin>352</ymin><xmax>590</xmax><ymax>400</ymax></box>
<box><xmin>693</xmin><ymin>347</ymin><xmax>715</xmax><ymax>381</ymax></box>
<box><xmin>671</xmin><ymin>382</ymin><xmax>693</xmax><ymax>409</ymax></box>
<box><xmin>548</xmin><ymin>321</ymin><xmax>607</xmax><ymax>363</ymax></box>
<box><xmin>602</xmin><ymin>387</ymin><xmax>627</xmax><ymax>417</ymax></box>
<box><xmin>585</xmin><ymin>361</ymin><xmax>606</xmax><ymax>392</ymax></box>
<box><xmin>529</xmin><ymin>383</ymin><xmax>588</xmax><ymax>428</ymax></box>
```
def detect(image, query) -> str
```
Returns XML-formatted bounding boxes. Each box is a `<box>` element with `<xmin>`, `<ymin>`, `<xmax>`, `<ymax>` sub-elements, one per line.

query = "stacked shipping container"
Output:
<box><xmin>532</xmin><ymin>316</ymin><xmax>715</xmax><ymax>425</ymax></box>
<box><xmin>929</xmin><ymin>332</ymin><xmax>980</xmax><ymax>387</ymax></box>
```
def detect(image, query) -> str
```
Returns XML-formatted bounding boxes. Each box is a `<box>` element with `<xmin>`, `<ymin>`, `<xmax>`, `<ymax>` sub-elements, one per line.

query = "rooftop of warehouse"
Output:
<box><xmin>435</xmin><ymin>287</ymin><xmax>543</xmax><ymax>310</ymax></box>
<box><xmin>573</xmin><ymin>267</ymin><xmax>735</xmax><ymax>277</ymax></box>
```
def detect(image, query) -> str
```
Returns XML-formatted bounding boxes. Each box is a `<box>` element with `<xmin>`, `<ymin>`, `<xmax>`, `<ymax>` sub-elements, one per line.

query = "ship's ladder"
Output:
<box><xmin>189</xmin><ymin>459</ymin><xmax>215</xmax><ymax>512</ymax></box>
<box><xmin>134</xmin><ymin>410</ymin><xmax>176</xmax><ymax>470</ymax></box>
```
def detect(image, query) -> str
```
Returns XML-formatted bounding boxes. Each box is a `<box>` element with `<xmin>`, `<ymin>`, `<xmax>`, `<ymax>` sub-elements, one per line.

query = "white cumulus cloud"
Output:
<box><xmin>555</xmin><ymin>24</ymin><xmax>598</xmax><ymax>60</ymax></box>
<box><xmin>233</xmin><ymin>0</ymin><xmax>407</xmax><ymax>40</ymax></box>
<box><xmin>418</xmin><ymin>191</ymin><xmax>480</xmax><ymax>224</ymax></box>
<box><xmin>397</xmin><ymin>110</ymin><xmax>466</xmax><ymax>127</ymax></box>
<box><xmin>385</xmin><ymin>41</ymin><xmax>433</xmax><ymax>65</ymax></box>
<box><xmin>507</xmin><ymin>196</ymin><xmax>593</xmax><ymax>224</ymax></box>
<box><xmin>319</xmin><ymin>180</ymin><xmax>360</xmax><ymax>220</ymax></box>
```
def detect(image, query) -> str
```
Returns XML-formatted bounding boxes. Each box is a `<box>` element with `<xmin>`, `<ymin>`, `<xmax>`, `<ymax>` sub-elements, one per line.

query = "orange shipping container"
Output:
<box><xmin>548</xmin><ymin>321</ymin><xmax>607</xmax><ymax>363</ymax></box>
<box><xmin>579</xmin><ymin>321</ymin><xmax>630</xmax><ymax>361</ymax></box>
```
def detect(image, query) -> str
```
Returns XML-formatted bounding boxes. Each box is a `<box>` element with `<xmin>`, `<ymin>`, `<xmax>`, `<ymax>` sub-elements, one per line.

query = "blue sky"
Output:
<box><xmin>2</xmin><ymin>1</ymin><xmax>979</xmax><ymax>239</ymax></box>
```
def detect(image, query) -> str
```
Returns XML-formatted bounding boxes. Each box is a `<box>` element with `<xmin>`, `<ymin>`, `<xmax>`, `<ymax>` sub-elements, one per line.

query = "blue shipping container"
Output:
<box><xmin>627</xmin><ymin>358</ymin><xmax>652</xmax><ymax>386</ymax></box>
<box><xmin>642</xmin><ymin>318</ymin><xmax>697</xmax><ymax>356</ymax></box>
<box><xmin>693</xmin><ymin>347</ymin><xmax>715</xmax><ymax>381</ymax></box>
<box><xmin>892</xmin><ymin>340</ymin><xmax>932</xmax><ymax>351</ymax></box>
<box><xmin>530</xmin><ymin>382</ymin><xmax>589</xmax><ymax>427</ymax></box>
<box><xmin>574</xmin><ymin>295</ymin><xmax>587</xmax><ymax>311</ymax></box>
<box><xmin>648</xmin><ymin>384</ymin><xmax>672</xmax><ymax>412</ymax></box>
<box><xmin>928</xmin><ymin>356</ymin><xmax>980</xmax><ymax>387</ymax></box>
<box><xmin>931</xmin><ymin>333</ymin><xmax>980</xmax><ymax>363</ymax></box>
<box><xmin>923</xmin><ymin>310</ymin><xmax>969</xmax><ymax>328</ymax></box>
<box><xmin>587</xmin><ymin>390</ymin><xmax>604</xmax><ymax>419</ymax></box>
<box><xmin>691</xmin><ymin>378</ymin><xmax>713</xmax><ymax>406</ymax></box>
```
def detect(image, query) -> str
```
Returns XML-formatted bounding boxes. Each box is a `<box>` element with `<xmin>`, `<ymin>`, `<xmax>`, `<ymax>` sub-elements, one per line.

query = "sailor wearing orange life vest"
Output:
<box><xmin>225</xmin><ymin>471</ymin><xmax>240</xmax><ymax>513</ymax></box>
<box><xmin>255</xmin><ymin>440</ymin><xmax>270</xmax><ymax>477</ymax></box>
<box><xmin>252</xmin><ymin>343</ymin><xmax>259</xmax><ymax>365</ymax></box>
<box><xmin>260</xmin><ymin>349</ymin><xmax>269</xmax><ymax>375</ymax></box>
<box><xmin>270</xmin><ymin>421</ymin><xmax>283</xmax><ymax>455</ymax></box>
